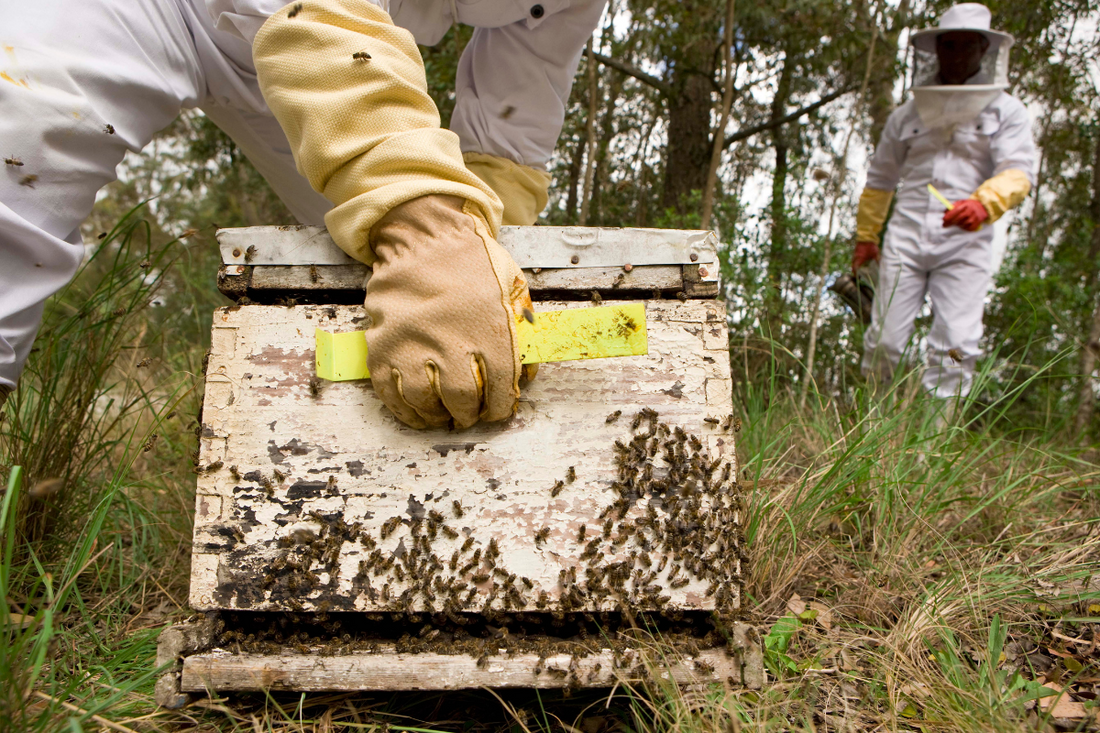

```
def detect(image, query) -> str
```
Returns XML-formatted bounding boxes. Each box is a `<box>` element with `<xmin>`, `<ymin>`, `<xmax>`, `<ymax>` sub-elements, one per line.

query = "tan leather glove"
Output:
<box><xmin>365</xmin><ymin>195</ymin><xmax>534</xmax><ymax>429</ymax></box>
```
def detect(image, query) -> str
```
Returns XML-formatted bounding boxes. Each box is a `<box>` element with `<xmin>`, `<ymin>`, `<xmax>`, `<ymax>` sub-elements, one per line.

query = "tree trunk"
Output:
<box><xmin>1073</xmin><ymin>137</ymin><xmax>1100</xmax><ymax>435</ymax></box>
<box><xmin>764</xmin><ymin>54</ymin><xmax>795</xmax><ymax>331</ymax></box>
<box><xmin>565</xmin><ymin>136</ymin><xmax>585</xmax><ymax>223</ymax></box>
<box><xmin>591</xmin><ymin>72</ymin><xmax>624</xmax><ymax>226</ymax></box>
<box><xmin>660</xmin><ymin>2</ymin><xmax>720</xmax><ymax>214</ymax></box>
<box><xmin>580</xmin><ymin>42</ymin><xmax>599</xmax><ymax>226</ymax></box>
<box><xmin>866</xmin><ymin>0</ymin><xmax>909</xmax><ymax>143</ymax></box>
<box><xmin>700</xmin><ymin>0</ymin><xmax>737</xmax><ymax>231</ymax></box>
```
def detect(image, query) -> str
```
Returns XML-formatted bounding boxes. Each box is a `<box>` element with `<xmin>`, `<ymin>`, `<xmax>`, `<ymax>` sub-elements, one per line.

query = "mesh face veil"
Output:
<box><xmin>908</xmin><ymin>4</ymin><xmax>1014</xmax><ymax>129</ymax></box>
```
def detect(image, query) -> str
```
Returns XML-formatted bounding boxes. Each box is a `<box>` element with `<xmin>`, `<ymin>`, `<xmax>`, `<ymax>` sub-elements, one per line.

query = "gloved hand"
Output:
<box><xmin>463</xmin><ymin>153</ymin><xmax>551</xmax><ymax>226</ymax></box>
<box><xmin>852</xmin><ymin>241</ymin><xmax>881</xmax><ymax>273</ymax></box>
<box><xmin>943</xmin><ymin>199</ymin><xmax>989</xmax><ymax>231</ymax></box>
<box><xmin>365</xmin><ymin>194</ymin><xmax>534</xmax><ymax>429</ymax></box>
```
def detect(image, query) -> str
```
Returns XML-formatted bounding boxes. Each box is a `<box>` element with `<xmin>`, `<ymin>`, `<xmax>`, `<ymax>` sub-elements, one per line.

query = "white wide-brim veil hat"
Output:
<box><xmin>910</xmin><ymin>3</ymin><xmax>1014</xmax><ymax>53</ymax></box>
<box><xmin>909</xmin><ymin>3</ymin><xmax>1015</xmax><ymax>129</ymax></box>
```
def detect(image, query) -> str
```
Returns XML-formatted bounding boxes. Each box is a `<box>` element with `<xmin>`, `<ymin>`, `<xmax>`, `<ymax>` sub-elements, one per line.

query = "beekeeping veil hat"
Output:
<box><xmin>909</xmin><ymin>3</ymin><xmax>1014</xmax><ymax>129</ymax></box>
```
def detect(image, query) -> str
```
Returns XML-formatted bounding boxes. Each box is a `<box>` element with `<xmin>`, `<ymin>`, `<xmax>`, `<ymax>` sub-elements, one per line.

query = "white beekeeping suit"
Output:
<box><xmin>852</xmin><ymin>3</ymin><xmax>1036</xmax><ymax>399</ymax></box>
<box><xmin>0</xmin><ymin>0</ymin><xmax>606</xmax><ymax>427</ymax></box>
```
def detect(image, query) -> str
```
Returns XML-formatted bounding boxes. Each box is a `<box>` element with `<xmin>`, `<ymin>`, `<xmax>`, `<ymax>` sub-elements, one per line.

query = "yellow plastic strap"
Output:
<box><xmin>316</xmin><ymin>303</ymin><xmax>649</xmax><ymax>381</ymax></box>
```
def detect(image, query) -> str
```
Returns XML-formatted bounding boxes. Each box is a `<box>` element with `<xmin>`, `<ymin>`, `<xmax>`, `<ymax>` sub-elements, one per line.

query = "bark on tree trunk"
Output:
<box><xmin>700</xmin><ymin>0</ymin><xmax>737</xmax><ymax>231</ymax></box>
<box><xmin>660</xmin><ymin>2</ymin><xmax>720</xmax><ymax>214</ymax></box>
<box><xmin>765</xmin><ymin>54</ymin><xmax>794</xmax><ymax>330</ymax></box>
<box><xmin>1073</xmin><ymin>138</ymin><xmax>1100</xmax><ymax>436</ymax></box>
<box><xmin>866</xmin><ymin>0</ymin><xmax>909</xmax><ymax>143</ymax></box>
<box><xmin>565</xmin><ymin>136</ymin><xmax>585</xmax><ymax>224</ymax></box>
<box><xmin>580</xmin><ymin>42</ymin><xmax>599</xmax><ymax>226</ymax></box>
<box><xmin>591</xmin><ymin>72</ymin><xmax>624</xmax><ymax>226</ymax></box>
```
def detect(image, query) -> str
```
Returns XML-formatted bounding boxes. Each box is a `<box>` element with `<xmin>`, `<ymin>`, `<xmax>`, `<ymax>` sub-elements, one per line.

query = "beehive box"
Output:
<box><xmin>156</xmin><ymin>226</ymin><xmax>760</xmax><ymax>704</ymax></box>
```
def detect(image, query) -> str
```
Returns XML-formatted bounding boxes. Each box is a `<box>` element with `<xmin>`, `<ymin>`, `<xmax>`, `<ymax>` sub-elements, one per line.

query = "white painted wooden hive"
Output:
<box><xmin>159</xmin><ymin>225</ymin><xmax>759</xmax><ymax>700</ymax></box>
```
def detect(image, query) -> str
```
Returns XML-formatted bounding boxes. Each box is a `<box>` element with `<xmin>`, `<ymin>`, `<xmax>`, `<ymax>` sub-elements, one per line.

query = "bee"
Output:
<box><xmin>472</xmin><ymin>573</ymin><xmax>490</xmax><ymax>584</ymax></box>
<box><xmin>566</xmin><ymin>466</ymin><xmax>576</xmax><ymax>483</ymax></box>
<box><xmin>4</xmin><ymin>155</ymin><xmax>23</xmax><ymax>167</ymax></box>
<box><xmin>180</xmin><ymin>228</ymin><xmax>198</xmax><ymax>239</ymax></box>
<box><xmin>947</xmin><ymin>348</ymin><xmax>963</xmax><ymax>364</ymax></box>
<box><xmin>308</xmin><ymin>376</ymin><xmax>323</xmax><ymax>397</ymax></box>
<box><xmin>500</xmin><ymin>105</ymin><xmax>516</xmax><ymax>120</ymax></box>
<box><xmin>605</xmin><ymin>410</ymin><xmax>622</xmax><ymax>424</ymax></box>
<box><xmin>352</xmin><ymin>50</ymin><xmax>371</xmax><ymax>61</ymax></box>
<box><xmin>309</xmin><ymin>264</ymin><xmax>319</xmax><ymax>283</ymax></box>
<box><xmin>460</xmin><ymin>536</ymin><xmax>474</xmax><ymax>553</ymax></box>
<box><xmin>287</xmin><ymin>2</ymin><xmax>303</xmax><ymax>17</ymax></box>
<box><xmin>631</xmin><ymin>413</ymin><xmax>644</xmax><ymax>431</ymax></box>
<box><xmin>694</xmin><ymin>659</ymin><xmax>715</xmax><ymax>675</ymax></box>
<box><xmin>244</xmin><ymin>245</ymin><xmax>257</xmax><ymax>262</ymax></box>
<box><xmin>393</xmin><ymin>564</ymin><xmax>405</xmax><ymax>582</ymax></box>
<box><xmin>488</xmin><ymin>538</ymin><xmax>500</xmax><ymax>558</ymax></box>
<box><xmin>602</xmin><ymin>518</ymin><xmax>613</xmax><ymax>539</ymax></box>
<box><xmin>427</xmin><ymin>509</ymin><xmax>444</xmax><ymax>523</ymax></box>
<box><xmin>534</xmin><ymin>527</ymin><xmax>550</xmax><ymax>546</ymax></box>
<box><xmin>471</xmin><ymin>548</ymin><xmax>482</xmax><ymax>565</ymax></box>
<box><xmin>551</xmin><ymin>480</ymin><xmax>564</xmax><ymax>498</ymax></box>
<box><xmin>733</xmin><ymin>417</ymin><xmax>742</xmax><ymax>432</ymax></box>
<box><xmin>590</xmin><ymin>290</ymin><xmax>603</xmax><ymax>305</ymax></box>
<box><xmin>676</xmin><ymin>291</ymin><xmax>688</xmax><ymax>302</ymax></box>
<box><xmin>142</xmin><ymin>433</ymin><xmax>158</xmax><ymax>453</ymax></box>
<box><xmin>19</xmin><ymin>174</ymin><xmax>38</xmax><ymax>188</ymax></box>
<box><xmin>441</xmin><ymin>525</ymin><xmax>459</xmax><ymax>540</ymax></box>
<box><xmin>381</xmin><ymin>583</ymin><xmax>390</xmax><ymax>602</ymax></box>
<box><xmin>231</xmin><ymin>526</ymin><xmax>245</xmax><ymax>543</ymax></box>
<box><xmin>380</xmin><ymin>516</ymin><xmax>401</xmax><ymax>539</ymax></box>
<box><xmin>103</xmin><ymin>124</ymin><xmax>115</xmax><ymax>135</ymax></box>
<box><xmin>577</xmin><ymin>525</ymin><xmax>586</xmax><ymax>543</ymax></box>
<box><xmin>612</xmin><ymin>272</ymin><xmax>626</xmax><ymax>288</ymax></box>
<box><xmin>522</xmin><ymin>307</ymin><xmax>535</xmax><ymax>324</ymax></box>
<box><xmin>452</xmin><ymin>500</ymin><xmax>465</xmax><ymax>518</ymax></box>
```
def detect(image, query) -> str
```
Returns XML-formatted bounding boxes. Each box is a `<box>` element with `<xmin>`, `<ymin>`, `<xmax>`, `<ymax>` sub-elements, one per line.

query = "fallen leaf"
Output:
<box><xmin>787</xmin><ymin>594</ymin><xmax>806</xmax><ymax>616</ymax></box>
<box><xmin>808</xmin><ymin>601</ymin><xmax>833</xmax><ymax>631</ymax></box>
<box><xmin>1044</xmin><ymin>699</ymin><xmax>1087</xmax><ymax>719</ymax></box>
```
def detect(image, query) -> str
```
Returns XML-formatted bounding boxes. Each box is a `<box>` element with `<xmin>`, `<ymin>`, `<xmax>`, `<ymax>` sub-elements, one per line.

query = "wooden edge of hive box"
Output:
<box><xmin>216</xmin><ymin>225</ymin><xmax>720</xmax><ymax>303</ymax></box>
<box><xmin>160</xmin><ymin>224</ymin><xmax>754</xmax><ymax>699</ymax></box>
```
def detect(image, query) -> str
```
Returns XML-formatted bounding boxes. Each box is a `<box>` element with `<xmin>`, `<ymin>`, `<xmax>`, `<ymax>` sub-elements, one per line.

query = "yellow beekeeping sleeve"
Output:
<box><xmin>855</xmin><ymin>187</ymin><xmax>894</xmax><ymax>245</ymax></box>
<box><xmin>463</xmin><ymin>152</ymin><xmax>552</xmax><ymax>226</ymax></box>
<box><xmin>969</xmin><ymin>169</ymin><xmax>1031</xmax><ymax>223</ymax></box>
<box><xmin>252</xmin><ymin>0</ymin><xmax>504</xmax><ymax>265</ymax></box>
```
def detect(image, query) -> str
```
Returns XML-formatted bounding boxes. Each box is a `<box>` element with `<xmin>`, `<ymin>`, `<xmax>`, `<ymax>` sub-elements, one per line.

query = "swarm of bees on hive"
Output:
<box><xmin>211</xmin><ymin>409</ymin><xmax>747</xmax><ymax>672</ymax></box>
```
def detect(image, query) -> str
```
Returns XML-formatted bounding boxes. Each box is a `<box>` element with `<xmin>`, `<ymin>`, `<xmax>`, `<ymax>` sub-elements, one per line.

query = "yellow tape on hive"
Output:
<box><xmin>315</xmin><ymin>303</ymin><xmax>648</xmax><ymax>382</ymax></box>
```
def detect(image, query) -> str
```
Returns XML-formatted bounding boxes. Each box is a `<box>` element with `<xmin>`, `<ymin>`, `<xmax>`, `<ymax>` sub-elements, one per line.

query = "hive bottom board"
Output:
<box><xmin>156</xmin><ymin>618</ymin><xmax>763</xmax><ymax>701</ymax></box>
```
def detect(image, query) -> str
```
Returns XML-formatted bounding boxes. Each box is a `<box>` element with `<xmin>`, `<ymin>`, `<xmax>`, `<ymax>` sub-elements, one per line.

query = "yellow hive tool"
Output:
<box><xmin>316</xmin><ymin>302</ymin><xmax>648</xmax><ymax>381</ymax></box>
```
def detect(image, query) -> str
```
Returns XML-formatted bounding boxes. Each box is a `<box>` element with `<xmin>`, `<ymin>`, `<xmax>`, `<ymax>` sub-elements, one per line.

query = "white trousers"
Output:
<box><xmin>0</xmin><ymin>0</ymin><xmax>337</xmax><ymax>391</ymax></box>
<box><xmin>862</xmin><ymin>216</ymin><xmax>994</xmax><ymax>399</ymax></box>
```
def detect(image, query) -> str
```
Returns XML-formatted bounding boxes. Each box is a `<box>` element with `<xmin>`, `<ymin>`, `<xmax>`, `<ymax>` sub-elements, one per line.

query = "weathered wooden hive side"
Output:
<box><xmin>155</xmin><ymin>225</ymin><xmax>760</xmax><ymax>704</ymax></box>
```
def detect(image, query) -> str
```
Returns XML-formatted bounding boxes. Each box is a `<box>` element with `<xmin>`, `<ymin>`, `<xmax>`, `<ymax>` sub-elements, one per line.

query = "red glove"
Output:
<box><xmin>852</xmin><ymin>241</ymin><xmax>880</xmax><ymax>273</ymax></box>
<box><xmin>943</xmin><ymin>199</ymin><xmax>989</xmax><ymax>232</ymax></box>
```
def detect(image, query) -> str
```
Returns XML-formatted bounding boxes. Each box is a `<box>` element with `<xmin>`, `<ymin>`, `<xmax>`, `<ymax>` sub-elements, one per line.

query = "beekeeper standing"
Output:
<box><xmin>852</xmin><ymin>3</ymin><xmax>1036</xmax><ymax>402</ymax></box>
<box><xmin>0</xmin><ymin>0</ymin><xmax>606</xmax><ymax>427</ymax></box>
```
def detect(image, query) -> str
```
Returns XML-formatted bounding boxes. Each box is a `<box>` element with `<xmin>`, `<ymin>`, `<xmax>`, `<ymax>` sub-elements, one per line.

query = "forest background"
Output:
<box><xmin>2</xmin><ymin>0</ymin><xmax>1100</xmax><ymax>730</ymax></box>
<box><xmin>85</xmin><ymin>0</ymin><xmax>1100</xmax><ymax>434</ymax></box>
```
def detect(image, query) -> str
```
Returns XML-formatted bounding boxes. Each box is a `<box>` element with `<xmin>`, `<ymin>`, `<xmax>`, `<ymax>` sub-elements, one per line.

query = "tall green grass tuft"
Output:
<box><xmin>0</xmin><ymin>207</ymin><xmax>196</xmax><ymax>731</ymax></box>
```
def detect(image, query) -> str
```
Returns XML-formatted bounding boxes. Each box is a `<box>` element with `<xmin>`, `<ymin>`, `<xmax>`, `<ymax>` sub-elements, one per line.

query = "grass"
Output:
<box><xmin>1</xmin><ymin>208</ymin><xmax>1098</xmax><ymax>731</ymax></box>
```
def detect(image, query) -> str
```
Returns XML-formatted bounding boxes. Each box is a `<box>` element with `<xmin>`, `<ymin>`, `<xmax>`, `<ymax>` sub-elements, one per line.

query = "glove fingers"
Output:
<box><xmin>428</xmin><ymin>358</ymin><xmax>483</xmax><ymax>429</ymax></box>
<box><xmin>477</xmin><ymin>352</ymin><xmax>521</xmax><ymax>423</ymax></box>
<box><xmin>370</xmin><ymin>366</ymin><xmax>431</xmax><ymax>429</ymax></box>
